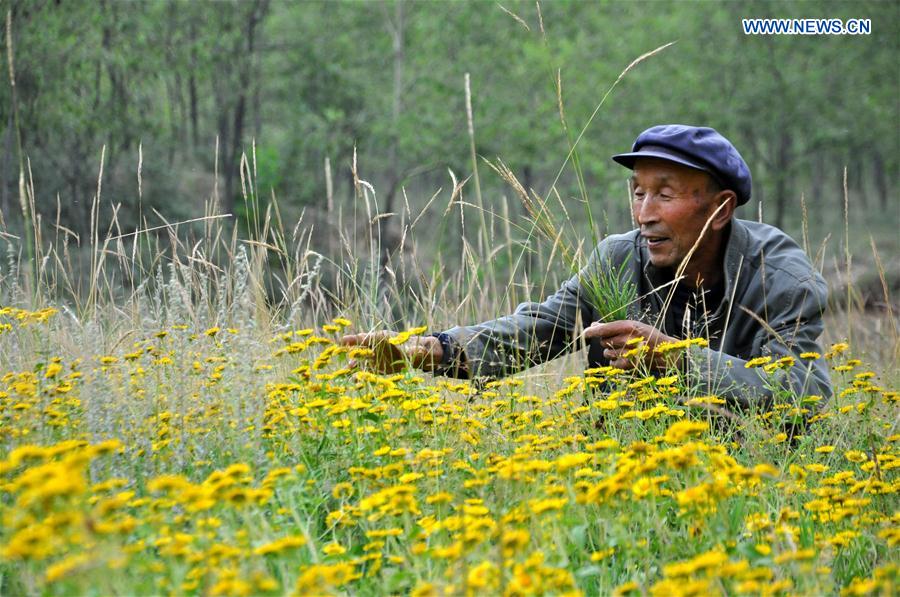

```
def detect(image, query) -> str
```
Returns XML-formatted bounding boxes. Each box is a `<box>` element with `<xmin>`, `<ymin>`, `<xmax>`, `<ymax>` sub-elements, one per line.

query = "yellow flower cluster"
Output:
<box><xmin>0</xmin><ymin>312</ymin><xmax>896</xmax><ymax>595</ymax></box>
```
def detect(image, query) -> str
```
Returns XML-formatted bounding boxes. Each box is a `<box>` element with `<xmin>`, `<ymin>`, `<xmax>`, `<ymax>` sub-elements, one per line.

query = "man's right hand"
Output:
<box><xmin>339</xmin><ymin>331</ymin><xmax>443</xmax><ymax>374</ymax></box>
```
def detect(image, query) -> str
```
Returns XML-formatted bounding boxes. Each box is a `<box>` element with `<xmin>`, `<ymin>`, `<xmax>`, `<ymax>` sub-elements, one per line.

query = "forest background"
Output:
<box><xmin>1</xmin><ymin>0</ymin><xmax>897</xmax><ymax>362</ymax></box>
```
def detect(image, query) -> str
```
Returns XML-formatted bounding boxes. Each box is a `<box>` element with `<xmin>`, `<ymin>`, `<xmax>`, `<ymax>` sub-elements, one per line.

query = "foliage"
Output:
<box><xmin>1</xmin><ymin>0</ymin><xmax>896</xmax><ymax>248</ymax></box>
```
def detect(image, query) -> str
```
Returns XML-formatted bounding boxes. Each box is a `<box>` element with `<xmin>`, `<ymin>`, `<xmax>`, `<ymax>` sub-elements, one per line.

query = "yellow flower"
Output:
<box><xmin>650</xmin><ymin>578</ymin><xmax>713</xmax><ymax>597</ymax></box>
<box><xmin>426</xmin><ymin>492</ymin><xmax>453</xmax><ymax>505</ymax></box>
<box><xmin>45</xmin><ymin>553</ymin><xmax>90</xmax><ymax>583</ymax></box>
<box><xmin>3</xmin><ymin>523</ymin><xmax>56</xmax><ymax>560</ymax></box>
<box><xmin>388</xmin><ymin>326</ymin><xmax>428</xmax><ymax>345</ymax></box>
<box><xmin>631</xmin><ymin>477</ymin><xmax>656</xmax><ymax>499</ymax></box>
<box><xmin>527</xmin><ymin>497</ymin><xmax>567</xmax><ymax>515</ymax></box>
<box><xmin>773</xmin><ymin>548</ymin><xmax>815</xmax><ymax>564</ymax></box>
<box><xmin>844</xmin><ymin>450</ymin><xmax>867</xmax><ymax>463</ymax></box>
<box><xmin>685</xmin><ymin>395</ymin><xmax>725</xmax><ymax>405</ymax></box>
<box><xmin>44</xmin><ymin>362</ymin><xmax>63</xmax><ymax>379</ymax></box>
<box><xmin>877</xmin><ymin>528</ymin><xmax>900</xmax><ymax>546</ymax></box>
<box><xmin>613</xmin><ymin>580</ymin><xmax>640</xmax><ymax>596</ymax></box>
<box><xmin>745</xmin><ymin>356</ymin><xmax>772</xmax><ymax>368</ymax></box>
<box><xmin>332</xmin><ymin>482</ymin><xmax>354</xmax><ymax>499</ymax></box>
<box><xmin>842</xmin><ymin>578</ymin><xmax>880</xmax><ymax>596</ymax></box>
<box><xmin>623</xmin><ymin>345</ymin><xmax>647</xmax><ymax>359</ymax></box>
<box><xmin>253</xmin><ymin>535</ymin><xmax>306</xmax><ymax>556</ymax></box>
<box><xmin>14</xmin><ymin>461</ymin><xmax>87</xmax><ymax>506</ymax></box>
<box><xmin>366</xmin><ymin>528</ymin><xmax>404</xmax><ymax>539</ymax></box>
<box><xmin>323</xmin><ymin>542</ymin><xmax>347</xmax><ymax>556</ymax></box>
<box><xmin>555</xmin><ymin>452</ymin><xmax>592</xmax><ymax>473</ymax></box>
<box><xmin>776</xmin><ymin>356</ymin><xmax>796</xmax><ymax>368</ymax></box>
<box><xmin>663</xmin><ymin>549</ymin><xmax>729</xmax><ymax>577</ymax></box>
<box><xmin>388</xmin><ymin>331</ymin><xmax>412</xmax><ymax>345</ymax></box>
<box><xmin>829</xmin><ymin>342</ymin><xmax>849</xmax><ymax>355</ymax></box>
<box><xmin>210</xmin><ymin>577</ymin><xmax>253</xmax><ymax>596</ymax></box>
<box><xmin>411</xmin><ymin>582</ymin><xmax>438</xmax><ymax>597</ymax></box>
<box><xmin>296</xmin><ymin>562</ymin><xmax>360</xmax><ymax>591</ymax></box>
<box><xmin>467</xmin><ymin>561</ymin><xmax>498</xmax><ymax>590</ymax></box>
<box><xmin>501</xmin><ymin>529</ymin><xmax>530</xmax><ymax>557</ymax></box>
<box><xmin>661</xmin><ymin>420</ymin><xmax>708</xmax><ymax>444</ymax></box>
<box><xmin>431</xmin><ymin>542</ymin><xmax>463</xmax><ymax>559</ymax></box>
<box><xmin>827</xmin><ymin>530</ymin><xmax>860</xmax><ymax>548</ymax></box>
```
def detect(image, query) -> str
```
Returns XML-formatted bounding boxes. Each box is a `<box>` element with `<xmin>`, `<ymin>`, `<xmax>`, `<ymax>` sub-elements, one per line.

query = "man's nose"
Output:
<box><xmin>635</xmin><ymin>195</ymin><xmax>658</xmax><ymax>225</ymax></box>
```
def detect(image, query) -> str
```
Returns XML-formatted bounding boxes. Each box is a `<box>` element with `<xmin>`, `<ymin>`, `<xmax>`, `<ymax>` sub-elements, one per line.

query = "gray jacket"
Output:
<box><xmin>443</xmin><ymin>218</ymin><xmax>832</xmax><ymax>408</ymax></box>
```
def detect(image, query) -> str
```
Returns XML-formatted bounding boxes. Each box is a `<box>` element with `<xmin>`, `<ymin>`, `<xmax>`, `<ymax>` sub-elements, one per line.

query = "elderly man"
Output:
<box><xmin>342</xmin><ymin>125</ymin><xmax>832</xmax><ymax>408</ymax></box>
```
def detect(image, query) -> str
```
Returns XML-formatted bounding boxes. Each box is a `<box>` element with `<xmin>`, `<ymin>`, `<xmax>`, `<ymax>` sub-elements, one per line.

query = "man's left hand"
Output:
<box><xmin>583</xmin><ymin>320</ymin><xmax>679</xmax><ymax>370</ymax></box>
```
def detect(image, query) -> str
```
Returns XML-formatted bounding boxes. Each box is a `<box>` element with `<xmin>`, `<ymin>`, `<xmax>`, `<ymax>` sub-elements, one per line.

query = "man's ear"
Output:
<box><xmin>710</xmin><ymin>191</ymin><xmax>736</xmax><ymax>231</ymax></box>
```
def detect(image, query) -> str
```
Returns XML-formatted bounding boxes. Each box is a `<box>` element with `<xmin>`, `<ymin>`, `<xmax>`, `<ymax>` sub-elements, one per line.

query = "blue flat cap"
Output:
<box><xmin>612</xmin><ymin>125</ymin><xmax>753</xmax><ymax>205</ymax></box>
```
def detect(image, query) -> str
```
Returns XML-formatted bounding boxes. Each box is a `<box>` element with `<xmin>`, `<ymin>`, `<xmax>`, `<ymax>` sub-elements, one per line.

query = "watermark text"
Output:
<box><xmin>742</xmin><ymin>18</ymin><xmax>871</xmax><ymax>35</ymax></box>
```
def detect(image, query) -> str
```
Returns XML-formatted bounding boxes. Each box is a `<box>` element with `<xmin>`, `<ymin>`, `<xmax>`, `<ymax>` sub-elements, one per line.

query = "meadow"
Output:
<box><xmin>3</xmin><ymin>0</ymin><xmax>898</xmax><ymax>594</ymax></box>
<box><xmin>0</xmin><ymin>191</ymin><xmax>897</xmax><ymax>596</ymax></box>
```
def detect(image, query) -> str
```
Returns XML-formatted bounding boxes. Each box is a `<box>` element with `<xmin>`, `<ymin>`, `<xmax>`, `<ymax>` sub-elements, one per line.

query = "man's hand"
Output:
<box><xmin>583</xmin><ymin>320</ymin><xmax>680</xmax><ymax>371</ymax></box>
<box><xmin>340</xmin><ymin>331</ymin><xmax>443</xmax><ymax>374</ymax></box>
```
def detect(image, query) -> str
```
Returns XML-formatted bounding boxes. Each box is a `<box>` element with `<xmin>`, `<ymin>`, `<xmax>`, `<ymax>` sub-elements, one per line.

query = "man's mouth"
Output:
<box><xmin>642</xmin><ymin>235</ymin><xmax>670</xmax><ymax>248</ymax></box>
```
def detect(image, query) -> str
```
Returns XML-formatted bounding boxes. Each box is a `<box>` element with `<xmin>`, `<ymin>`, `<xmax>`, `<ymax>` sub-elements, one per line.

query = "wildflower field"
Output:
<box><xmin>1</xmin><ymin>299</ymin><xmax>897</xmax><ymax>596</ymax></box>
<box><xmin>3</xmin><ymin>0</ymin><xmax>898</xmax><ymax>593</ymax></box>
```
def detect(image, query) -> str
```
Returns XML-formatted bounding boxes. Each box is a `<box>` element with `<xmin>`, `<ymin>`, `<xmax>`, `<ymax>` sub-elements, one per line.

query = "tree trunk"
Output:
<box><xmin>225</xmin><ymin>0</ymin><xmax>268</xmax><ymax>219</ymax></box>
<box><xmin>773</xmin><ymin>131</ymin><xmax>791</xmax><ymax>230</ymax></box>
<box><xmin>166</xmin><ymin>78</ymin><xmax>178</xmax><ymax>166</ymax></box>
<box><xmin>189</xmin><ymin>21</ymin><xmax>199</xmax><ymax>148</ymax></box>
<box><xmin>810</xmin><ymin>151</ymin><xmax>824</xmax><ymax>203</ymax></box>
<box><xmin>837</xmin><ymin>155</ymin><xmax>847</xmax><ymax>210</ymax></box>
<box><xmin>174</xmin><ymin>71</ymin><xmax>187</xmax><ymax>147</ymax></box>
<box><xmin>216</xmin><ymin>88</ymin><xmax>232</xmax><ymax>217</ymax></box>
<box><xmin>872</xmin><ymin>150</ymin><xmax>888</xmax><ymax>210</ymax></box>
<box><xmin>103</xmin><ymin>0</ymin><xmax>130</xmax><ymax>152</ymax></box>
<box><xmin>381</xmin><ymin>0</ymin><xmax>404</xmax><ymax>268</ymax></box>
<box><xmin>230</xmin><ymin>92</ymin><xmax>246</xmax><ymax>199</ymax></box>
<box><xmin>1</xmin><ymin>121</ymin><xmax>11</xmax><ymax>226</ymax></box>
<box><xmin>850</xmin><ymin>154</ymin><xmax>865</xmax><ymax>207</ymax></box>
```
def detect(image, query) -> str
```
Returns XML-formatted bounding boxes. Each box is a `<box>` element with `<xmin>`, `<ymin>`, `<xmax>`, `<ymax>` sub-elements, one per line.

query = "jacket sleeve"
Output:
<box><xmin>684</xmin><ymin>274</ymin><xmax>832</xmax><ymax>410</ymax></box>
<box><xmin>441</xmin><ymin>249</ymin><xmax>607</xmax><ymax>379</ymax></box>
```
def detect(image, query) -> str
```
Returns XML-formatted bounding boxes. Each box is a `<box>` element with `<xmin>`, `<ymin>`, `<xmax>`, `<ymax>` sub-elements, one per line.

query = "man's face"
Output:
<box><xmin>630</xmin><ymin>157</ymin><xmax>722</xmax><ymax>270</ymax></box>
